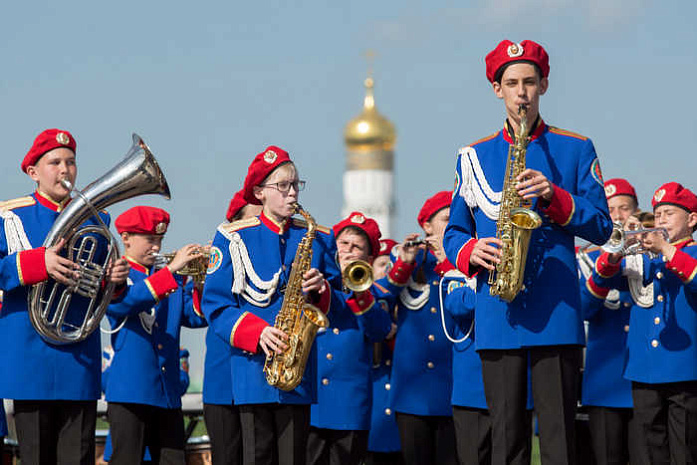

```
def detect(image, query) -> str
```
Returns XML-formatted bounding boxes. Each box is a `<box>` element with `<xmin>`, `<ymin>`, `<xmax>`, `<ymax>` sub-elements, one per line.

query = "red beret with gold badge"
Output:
<box><xmin>418</xmin><ymin>191</ymin><xmax>452</xmax><ymax>227</ymax></box>
<box><xmin>225</xmin><ymin>190</ymin><xmax>248</xmax><ymax>222</ymax></box>
<box><xmin>242</xmin><ymin>146</ymin><xmax>292</xmax><ymax>205</ymax></box>
<box><xmin>21</xmin><ymin>128</ymin><xmax>76</xmax><ymax>173</ymax></box>
<box><xmin>652</xmin><ymin>182</ymin><xmax>697</xmax><ymax>213</ymax></box>
<box><xmin>485</xmin><ymin>40</ymin><xmax>550</xmax><ymax>83</ymax></box>
<box><xmin>377</xmin><ymin>239</ymin><xmax>398</xmax><ymax>257</ymax></box>
<box><xmin>604</xmin><ymin>178</ymin><xmax>638</xmax><ymax>202</ymax></box>
<box><xmin>115</xmin><ymin>206</ymin><xmax>171</xmax><ymax>235</ymax></box>
<box><xmin>333</xmin><ymin>211</ymin><xmax>382</xmax><ymax>257</ymax></box>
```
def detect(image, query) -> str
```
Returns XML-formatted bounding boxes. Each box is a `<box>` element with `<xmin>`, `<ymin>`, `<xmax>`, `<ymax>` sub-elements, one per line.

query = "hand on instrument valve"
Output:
<box><xmin>470</xmin><ymin>237</ymin><xmax>503</xmax><ymax>271</ymax></box>
<box><xmin>399</xmin><ymin>233</ymin><xmax>426</xmax><ymax>264</ymax></box>
<box><xmin>641</xmin><ymin>229</ymin><xmax>675</xmax><ymax>262</ymax></box>
<box><xmin>259</xmin><ymin>326</ymin><xmax>289</xmax><ymax>356</ymax></box>
<box><xmin>44</xmin><ymin>238</ymin><xmax>80</xmax><ymax>286</ymax></box>
<box><xmin>166</xmin><ymin>243</ymin><xmax>203</xmax><ymax>274</ymax></box>
<box><xmin>106</xmin><ymin>258</ymin><xmax>130</xmax><ymax>285</ymax></box>
<box><xmin>302</xmin><ymin>268</ymin><xmax>326</xmax><ymax>294</ymax></box>
<box><xmin>425</xmin><ymin>234</ymin><xmax>447</xmax><ymax>263</ymax></box>
<box><xmin>516</xmin><ymin>168</ymin><xmax>554</xmax><ymax>201</ymax></box>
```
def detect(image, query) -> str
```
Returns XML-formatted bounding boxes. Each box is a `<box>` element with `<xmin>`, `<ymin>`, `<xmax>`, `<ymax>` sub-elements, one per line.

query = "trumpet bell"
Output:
<box><xmin>343</xmin><ymin>260</ymin><xmax>374</xmax><ymax>293</ymax></box>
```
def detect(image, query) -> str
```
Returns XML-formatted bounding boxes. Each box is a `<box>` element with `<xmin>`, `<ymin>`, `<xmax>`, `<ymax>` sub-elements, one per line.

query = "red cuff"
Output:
<box><xmin>347</xmin><ymin>291</ymin><xmax>376</xmax><ymax>316</ymax></box>
<box><xmin>192</xmin><ymin>287</ymin><xmax>204</xmax><ymax>318</ymax></box>
<box><xmin>387</xmin><ymin>258</ymin><xmax>416</xmax><ymax>286</ymax></box>
<box><xmin>595</xmin><ymin>252</ymin><xmax>621</xmax><ymax>278</ymax></box>
<box><xmin>586</xmin><ymin>277</ymin><xmax>610</xmax><ymax>300</ymax></box>
<box><xmin>145</xmin><ymin>267</ymin><xmax>179</xmax><ymax>301</ymax></box>
<box><xmin>311</xmin><ymin>279</ymin><xmax>332</xmax><ymax>315</ymax></box>
<box><xmin>434</xmin><ymin>259</ymin><xmax>456</xmax><ymax>277</ymax></box>
<box><xmin>540</xmin><ymin>185</ymin><xmax>575</xmax><ymax>226</ymax></box>
<box><xmin>455</xmin><ymin>239</ymin><xmax>478</xmax><ymax>277</ymax></box>
<box><xmin>17</xmin><ymin>247</ymin><xmax>48</xmax><ymax>286</ymax></box>
<box><xmin>231</xmin><ymin>312</ymin><xmax>269</xmax><ymax>353</ymax></box>
<box><xmin>666</xmin><ymin>249</ymin><xmax>697</xmax><ymax>284</ymax></box>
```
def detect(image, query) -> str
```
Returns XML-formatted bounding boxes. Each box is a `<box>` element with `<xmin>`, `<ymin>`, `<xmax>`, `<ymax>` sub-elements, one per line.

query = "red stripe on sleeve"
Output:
<box><xmin>231</xmin><ymin>312</ymin><xmax>269</xmax><ymax>353</ymax></box>
<box><xmin>17</xmin><ymin>247</ymin><xmax>48</xmax><ymax>285</ymax></box>
<box><xmin>540</xmin><ymin>185</ymin><xmax>575</xmax><ymax>226</ymax></box>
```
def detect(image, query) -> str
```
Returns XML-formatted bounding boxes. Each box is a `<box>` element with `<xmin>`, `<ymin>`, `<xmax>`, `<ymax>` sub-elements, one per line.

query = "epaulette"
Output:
<box><xmin>292</xmin><ymin>218</ymin><xmax>331</xmax><ymax>235</ymax></box>
<box><xmin>548</xmin><ymin>126</ymin><xmax>588</xmax><ymax>141</ymax></box>
<box><xmin>220</xmin><ymin>217</ymin><xmax>260</xmax><ymax>233</ymax></box>
<box><xmin>469</xmin><ymin>131</ymin><xmax>500</xmax><ymax>147</ymax></box>
<box><xmin>0</xmin><ymin>196</ymin><xmax>36</xmax><ymax>212</ymax></box>
<box><xmin>687</xmin><ymin>241</ymin><xmax>697</xmax><ymax>247</ymax></box>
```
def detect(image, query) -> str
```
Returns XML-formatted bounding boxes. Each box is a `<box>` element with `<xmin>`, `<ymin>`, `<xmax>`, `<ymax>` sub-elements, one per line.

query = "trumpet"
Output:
<box><xmin>153</xmin><ymin>246</ymin><xmax>210</xmax><ymax>287</ymax></box>
<box><xmin>601</xmin><ymin>222</ymin><xmax>669</xmax><ymax>256</ymax></box>
<box><xmin>342</xmin><ymin>259</ymin><xmax>374</xmax><ymax>293</ymax></box>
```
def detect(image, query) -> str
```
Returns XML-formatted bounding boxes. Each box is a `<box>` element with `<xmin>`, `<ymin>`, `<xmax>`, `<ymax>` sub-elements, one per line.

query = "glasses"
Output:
<box><xmin>260</xmin><ymin>180</ymin><xmax>306</xmax><ymax>193</ymax></box>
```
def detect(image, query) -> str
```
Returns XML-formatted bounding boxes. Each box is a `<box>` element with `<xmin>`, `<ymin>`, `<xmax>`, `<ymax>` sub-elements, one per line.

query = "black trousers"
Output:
<box><xmin>13</xmin><ymin>399</ymin><xmax>97</xmax><ymax>465</ymax></box>
<box><xmin>586</xmin><ymin>406</ymin><xmax>647</xmax><ymax>465</ymax></box>
<box><xmin>238</xmin><ymin>403</ymin><xmax>309</xmax><ymax>465</ymax></box>
<box><xmin>204</xmin><ymin>403</ymin><xmax>243</xmax><ymax>465</ymax></box>
<box><xmin>395</xmin><ymin>412</ymin><xmax>457</xmax><ymax>465</ymax></box>
<box><xmin>453</xmin><ymin>406</ymin><xmax>492</xmax><ymax>465</ymax></box>
<box><xmin>363</xmin><ymin>452</ymin><xmax>404</xmax><ymax>465</ymax></box>
<box><xmin>480</xmin><ymin>345</ymin><xmax>582</xmax><ymax>465</ymax></box>
<box><xmin>107</xmin><ymin>402</ymin><xmax>185</xmax><ymax>465</ymax></box>
<box><xmin>631</xmin><ymin>380</ymin><xmax>697</xmax><ymax>465</ymax></box>
<box><xmin>306</xmin><ymin>427</ymin><xmax>368</xmax><ymax>465</ymax></box>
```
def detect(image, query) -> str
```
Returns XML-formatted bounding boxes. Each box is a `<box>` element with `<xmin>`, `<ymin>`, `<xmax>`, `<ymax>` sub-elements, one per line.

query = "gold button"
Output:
<box><xmin>657</xmin><ymin>295</ymin><xmax>664</xmax><ymax>302</ymax></box>
<box><xmin>326</xmin><ymin>353</ymin><xmax>333</xmax><ymax>360</ymax></box>
<box><xmin>521</xmin><ymin>284</ymin><xmax>526</xmax><ymax>291</ymax></box>
<box><xmin>322</xmin><ymin>378</ymin><xmax>329</xmax><ymax>385</ymax></box>
<box><xmin>430</xmin><ymin>307</ymin><xmax>437</xmax><ymax>314</ymax></box>
<box><xmin>656</xmin><ymin>272</ymin><xmax>664</xmax><ymax>279</ymax></box>
<box><xmin>384</xmin><ymin>383</ymin><xmax>391</xmax><ymax>391</ymax></box>
<box><xmin>432</xmin><ymin>280</ymin><xmax>438</xmax><ymax>286</ymax></box>
<box><xmin>385</xmin><ymin>359</ymin><xmax>391</xmax><ymax>366</ymax></box>
<box><xmin>385</xmin><ymin>408</ymin><xmax>392</xmax><ymax>415</ymax></box>
<box><xmin>679</xmin><ymin>271</ymin><xmax>685</xmax><ymax>277</ymax></box>
<box><xmin>427</xmin><ymin>362</ymin><xmax>434</xmax><ymax>369</ymax></box>
<box><xmin>281</xmin><ymin>238</ymin><xmax>285</xmax><ymax>244</ymax></box>
<box><xmin>624</xmin><ymin>325</ymin><xmax>629</xmax><ymax>333</ymax></box>
<box><xmin>358</xmin><ymin>300</ymin><xmax>364</xmax><ymax>306</ymax></box>
<box><xmin>157</xmin><ymin>344</ymin><xmax>163</xmax><ymax>350</ymax></box>
<box><xmin>161</xmin><ymin>366</ymin><xmax>166</xmax><ymax>372</ymax></box>
<box><xmin>428</xmin><ymin>334</ymin><xmax>435</xmax><ymax>341</ymax></box>
<box><xmin>333</xmin><ymin>328</ymin><xmax>340</xmax><ymax>335</ymax></box>
<box><xmin>623</xmin><ymin>302</ymin><xmax>630</xmax><ymax>308</ymax></box>
<box><xmin>654</xmin><ymin>317</ymin><xmax>661</xmax><ymax>325</ymax></box>
<box><xmin>651</xmin><ymin>339</ymin><xmax>659</xmax><ymax>348</ymax></box>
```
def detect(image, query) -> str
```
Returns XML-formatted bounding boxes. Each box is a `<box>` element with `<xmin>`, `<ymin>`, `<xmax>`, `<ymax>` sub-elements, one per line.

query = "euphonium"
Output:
<box><xmin>488</xmin><ymin>105</ymin><xmax>542</xmax><ymax>302</ymax></box>
<box><xmin>263</xmin><ymin>204</ymin><xmax>329</xmax><ymax>391</ymax></box>
<box><xmin>342</xmin><ymin>259</ymin><xmax>373</xmax><ymax>293</ymax></box>
<box><xmin>153</xmin><ymin>246</ymin><xmax>210</xmax><ymax>287</ymax></box>
<box><xmin>28</xmin><ymin>134</ymin><xmax>171</xmax><ymax>345</ymax></box>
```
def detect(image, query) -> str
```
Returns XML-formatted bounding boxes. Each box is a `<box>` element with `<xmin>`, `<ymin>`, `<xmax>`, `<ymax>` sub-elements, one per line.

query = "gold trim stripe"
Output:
<box><xmin>16</xmin><ymin>254</ymin><xmax>25</xmax><ymax>286</ymax></box>
<box><xmin>144</xmin><ymin>278</ymin><xmax>160</xmax><ymax>303</ymax></box>
<box><xmin>230</xmin><ymin>311</ymin><xmax>250</xmax><ymax>346</ymax></box>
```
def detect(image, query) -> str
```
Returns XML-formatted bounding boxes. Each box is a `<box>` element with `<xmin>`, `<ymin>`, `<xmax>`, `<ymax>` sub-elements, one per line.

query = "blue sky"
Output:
<box><xmin>2</xmin><ymin>1</ymin><xmax>695</xmax><ymax>385</ymax></box>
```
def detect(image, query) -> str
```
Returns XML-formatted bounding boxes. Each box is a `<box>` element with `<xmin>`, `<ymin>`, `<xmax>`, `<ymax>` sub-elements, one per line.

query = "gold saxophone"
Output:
<box><xmin>488</xmin><ymin>105</ymin><xmax>542</xmax><ymax>302</ymax></box>
<box><xmin>263</xmin><ymin>204</ymin><xmax>330</xmax><ymax>391</ymax></box>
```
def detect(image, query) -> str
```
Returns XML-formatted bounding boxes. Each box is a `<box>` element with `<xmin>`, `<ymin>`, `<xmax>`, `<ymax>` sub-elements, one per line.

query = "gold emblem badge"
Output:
<box><xmin>155</xmin><ymin>222</ymin><xmax>168</xmax><ymax>234</ymax></box>
<box><xmin>56</xmin><ymin>132</ymin><xmax>70</xmax><ymax>145</ymax></box>
<box><xmin>507</xmin><ymin>43</ymin><xmax>524</xmax><ymax>58</ymax></box>
<box><xmin>350</xmin><ymin>213</ymin><xmax>365</xmax><ymax>224</ymax></box>
<box><xmin>263</xmin><ymin>150</ymin><xmax>278</xmax><ymax>164</ymax></box>
<box><xmin>604</xmin><ymin>184</ymin><xmax>617</xmax><ymax>198</ymax></box>
<box><xmin>654</xmin><ymin>188</ymin><xmax>666</xmax><ymax>203</ymax></box>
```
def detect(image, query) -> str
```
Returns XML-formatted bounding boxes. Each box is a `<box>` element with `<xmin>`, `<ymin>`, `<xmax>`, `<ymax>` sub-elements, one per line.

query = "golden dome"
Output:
<box><xmin>344</xmin><ymin>77</ymin><xmax>396</xmax><ymax>149</ymax></box>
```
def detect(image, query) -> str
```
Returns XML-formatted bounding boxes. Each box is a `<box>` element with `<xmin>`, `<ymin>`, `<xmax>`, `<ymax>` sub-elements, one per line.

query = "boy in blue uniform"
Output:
<box><xmin>443</xmin><ymin>40</ymin><xmax>613</xmax><ymax>465</ymax></box>
<box><xmin>0</xmin><ymin>128</ymin><xmax>129</xmax><ymax>465</ymax></box>
<box><xmin>389</xmin><ymin>191</ymin><xmax>458</xmax><ymax>465</ymax></box>
<box><xmin>105</xmin><ymin>206</ymin><xmax>208</xmax><ymax>465</ymax></box>
<box><xmin>587</xmin><ymin>182</ymin><xmax>697</xmax><ymax>464</ymax></box>
<box><xmin>202</xmin><ymin>146</ymin><xmax>340</xmax><ymax>465</ymax></box>
<box><xmin>307</xmin><ymin>212</ymin><xmax>394</xmax><ymax>465</ymax></box>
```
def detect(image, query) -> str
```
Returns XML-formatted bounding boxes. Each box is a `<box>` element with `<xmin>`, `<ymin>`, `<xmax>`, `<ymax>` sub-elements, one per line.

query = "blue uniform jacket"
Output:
<box><xmin>203</xmin><ymin>326</ymin><xmax>235</xmax><ymax>405</ymax></box>
<box><xmin>588</xmin><ymin>238</ymin><xmax>697</xmax><ymax>384</ymax></box>
<box><xmin>444</xmin><ymin>122</ymin><xmax>613</xmax><ymax>350</ymax></box>
<box><xmin>311</xmin><ymin>281</ymin><xmax>394</xmax><ymax>431</ymax></box>
<box><xmin>367</xmin><ymin>338</ymin><xmax>401</xmax><ymax>453</ymax></box>
<box><xmin>201</xmin><ymin>212</ymin><xmax>341</xmax><ymax>405</ymax></box>
<box><xmin>389</xmin><ymin>252</ymin><xmax>454</xmax><ymax>416</ymax></box>
<box><xmin>0</xmin><ymin>192</ymin><xmax>110</xmax><ymax>400</ymax></box>
<box><xmin>105</xmin><ymin>258</ymin><xmax>207</xmax><ymax>408</ymax></box>
<box><xmin>578</xmin><ymin>248</ymin><xmax>633</xmax><ymax>408</ymax></box>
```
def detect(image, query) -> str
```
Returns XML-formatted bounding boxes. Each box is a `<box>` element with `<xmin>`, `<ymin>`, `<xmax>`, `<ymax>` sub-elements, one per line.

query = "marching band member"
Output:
<box><xmin>389</xmin><ymin>191</ymin><xmax>458</xmax><ymax>465</ymax></box>
<box><xmin>0</xmin><ymin>129</ymin><xmax>129</xmax><ymax>464</ymax></box>
<box><xmin>203</xmin><ymin>189</ymin><xmax>261</xmax><ymax>465</ymax></box>
<box><xmin>365</xmin><ymin>239</ymin><xmax>404</xmax><ymax>465</ymax></box>
<box><xmin>307</xmin><ymin>212</ymin><xmax>394</xmax><ymax>465</ymax></box>
<box><xmin>202</xmin><ymin>146</ymin><xmax>341</xmax><ymax>465</ymax></box>
<box><xmin>444</xmin><ymin>40</ymin><xmax>613</xmax><ymax>465</ymax></box>
<box><xmin>577</xmin><ymin>178</ymin><xmax>646</xmax><ymax>465</ymax></box>
<box><xmin>587</xmin><ymin>182</ymin><xmax>697</xmax><ymax>464</ymax></box>
<box><xmin>105</xmin><ymin>206</ymin><xmax>208</xmax><ymax>465</ymax></box>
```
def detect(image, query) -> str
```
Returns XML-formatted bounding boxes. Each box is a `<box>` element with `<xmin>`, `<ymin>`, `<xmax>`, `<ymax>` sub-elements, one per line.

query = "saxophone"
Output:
<box><xmin>263</xmin><ymin>204</ymin><xmax>330</xmax><ymax>391</ymax></box>
<box><xmin>488</xmin><ymin>105</ymin><xmax>542</xmax><ymax>302</ymax></box>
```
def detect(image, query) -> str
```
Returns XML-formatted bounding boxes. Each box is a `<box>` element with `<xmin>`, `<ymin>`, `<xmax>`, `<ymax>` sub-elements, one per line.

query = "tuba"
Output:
<box><xmin>28</xmin><ymin>134</ymin><xmax>171</xmax><ymax>345</ymax></box>
<box><xmin>488</xmin><ymin>105</ymin><xmax>542</xmax><ymax>302</ymax></box>
<box><xmin>263</xmin><ymin>204</ymin><xmax>330</xmax><ymax>391</ymax></box>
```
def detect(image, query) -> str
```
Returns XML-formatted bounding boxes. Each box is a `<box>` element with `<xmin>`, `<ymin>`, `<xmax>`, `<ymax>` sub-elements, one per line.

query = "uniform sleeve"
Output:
<box><xmin>665</xmin><ymin>247</ymin><xmax>697</xmax><ymax>293</ymax></box>
<box><xmin>344</xmin><ymin>282</ymin><xmax>393</xmax><ymax>342</ymax></box>
<box><xmin>585</xmin><ymin>252</ymin><xmax>629</xmax><ymax>301</ymax></box>
<box><xmin>442</xmin><ymin>277</ymin><xmax>476</xmax><ymax>320</ymax></box>
<box><xmin>444</xmin><ymin>152</ymin><xmax>479</xmax><ymax>277</ymax></box>
<box><xmin>181</xmin><ymin>280</ymin><xmax>208</xmax><ymax>329</ymax></box>
<box><xmin>0</xmin><ymin>217</ymin><xmax>49</xmax><ymax>289</ymax></box>
<box><xmin>107</xmin><ymin>267</ymin><xmax>179</xmax><ymax>318</ymax></box>
<box><xmin>538</xmin><ymin>139</ymin><xmax>613</xmax><ymax>245</ymax></box>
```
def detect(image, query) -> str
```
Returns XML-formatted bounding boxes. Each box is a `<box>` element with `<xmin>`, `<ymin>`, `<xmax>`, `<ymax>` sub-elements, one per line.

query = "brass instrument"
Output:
<box><xmin>153</xmin><ymin>247</ymin><xmax>210</xmax><ymax>287</ymax></box>
<box><xmin>28</xmin><ymin>134</ymin><xmax>171</xmax><ymax>344</ymax></box>
<box><xmin>263</xmin><ymin>204</ymin><xmax>330</xmax><ymax>391</ymax></box>
<box><xmin>601</xmin><ymin>221</ymin><xmax>669</xmax><ymax>256</ymax></box>
<box><xmin>403</xmin><ymin>238</ymin><xmax>427</xmax><ymax>248</ymax></box>
<box><xmin>342</xmin><ymin>259</ymin><xmax>373</xmax><ymax>293</ymax></box>
<box><xmin>488</xmin><ymin>105</ymin><xmax>542</xmax><ymax>302</ymax></box>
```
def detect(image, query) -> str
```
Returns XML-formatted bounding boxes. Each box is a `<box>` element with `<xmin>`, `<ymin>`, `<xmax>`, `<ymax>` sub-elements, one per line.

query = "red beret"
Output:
<box><xmin>22</xmin><ymin>128</ymin><xmax>76</xmax><ymax>173</ymax></box>
<box><xmin>418</xmin><ymin>191</ymin><xmax>452</xmax><ymax>227</ymax></box>
<box><xmin>115</xmin><ymin>206</ymin><xmax>170</xmax><ymax>235</ymax></box>
<box><xmin>333</xmin><ymin>211</ymin><xmax>382</xmax><ymax>257</ymax></box>
<box><xmin>377</xmin><ymin>239</ymin><xmax>397</xmax><ymax>257</ymax></box>
<box><xmin>242</xmin><ymin>146</ymin><xmax>292</xmax><ymax>205</ymax></box>
<box><xmin>485</xmin><ymin>40</ymin><xmax>550</xmax><ymax>84</ymax></box>
<box><xmin>604</xmin><ymin>178</ymin><xmax>637</xmax><ymax>202</ymax></box>
<box><xmin>652</xmin><ymin>182</ymin><xmax>697</xmax><ymax>213</ymax></box>
<box><xmin>225</xmin><ymin>190</ymin><xmax>248</xmax><ymax>222</ymax></box>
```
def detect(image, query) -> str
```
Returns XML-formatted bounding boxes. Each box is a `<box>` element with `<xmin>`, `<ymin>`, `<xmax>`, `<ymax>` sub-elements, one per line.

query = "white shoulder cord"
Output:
<box><xmin>439</xmin><ymin>272</ymin><xmax>475</xmax><ymax>344</ymax></box>
<box><xmin>458</xmin><ymin>147</ymin><xmax>501</xmax><ymax>221</ymax></box>
<box><xmin>624</xmin><ymin>254</ymin><xmax>654</xmax><ymax>308</ymax></box>
<box><xmin>399</xmin><ymin>278</ymin><xmax>430</xmax><ymax>310</ymax></box>
<box><xmin>1</xmin><ymin>209</ymin><xmax>32</xmax><ymax>254</ymax></box>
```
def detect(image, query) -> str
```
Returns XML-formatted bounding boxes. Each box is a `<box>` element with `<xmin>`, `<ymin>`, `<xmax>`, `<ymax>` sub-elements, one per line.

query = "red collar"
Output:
<box><xmin>260</xmin><ymin>211</ymin><xmax>290</xmax><ymax>235</ymax></box>
<box><xmin>672</xmin><ymin>237</ymin><xmax>693</xmax><ymax>250</ymax></box>
<box><xmin>502</xmin><ymin>118</ymin><xmax>546</xmax><ymax>144</ymax></box>
<box><xmin>125</xmin><ymin>256</ymin><xmax>149</xmax><ymax>274</ymax></box>
<box><xmin>34</xmin><ymin>190</ymin><xmax>69</xmax><ymax>212</ymax></box>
